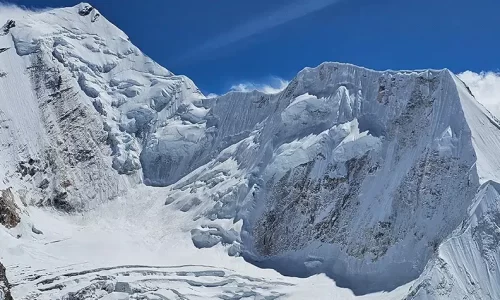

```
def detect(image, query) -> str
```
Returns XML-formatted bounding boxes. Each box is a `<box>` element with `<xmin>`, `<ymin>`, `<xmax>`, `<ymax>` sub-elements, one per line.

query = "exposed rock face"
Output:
<box><xmin>0</xmin><ymin>262</ymin><xmax>13</xmax><ymax>300</ymax></box>
<box><xmin>1</xmin><ymin>20</ymin><xmax>15</xmax><ymax>35</ymax></box>
<box><xmin>0</xmin><ymin>189</ymin><xmax>18</xmax><ymax>300</ymax></box>
<box><xmin>78</xmin><ymin>5</ymin><xmax>94</xmax><ymax>16</ymax></box>
<box><xmin>0</xmin><ymin>189</ymin><xmax>20</xmax><ymax>229</ymax></box>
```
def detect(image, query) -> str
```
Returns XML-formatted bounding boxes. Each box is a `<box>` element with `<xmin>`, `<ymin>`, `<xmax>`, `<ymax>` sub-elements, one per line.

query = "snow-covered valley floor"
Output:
<box><xmin>1</xmin><ymin>187</ymin><xmax>410</xmax><ymax>300</ymax></box>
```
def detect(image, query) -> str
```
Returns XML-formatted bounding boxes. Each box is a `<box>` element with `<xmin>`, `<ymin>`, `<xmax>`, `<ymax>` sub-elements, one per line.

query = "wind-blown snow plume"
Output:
<box><xmin>174</xmin><ymin>0</ymin><xmax>343</xmax><ymax>63</ymax></box>
<box><xmin>459</xmin><ymin>71</ymin><xmax>500</xmax><ymax>116</ymax></box>
<box><xmin>205</xmin><ymin>77</ymin><xmax>289</xmax><ymax>98</ymax></box>
<box><xmin>230</xmin><ymin>77</ymin><xmax>289</xmax><ymax>94</ymax></box>
<box><xmin>0</xmin><ymin>1</ymin><xmax>50</xmax><ymax>16</ymax></box>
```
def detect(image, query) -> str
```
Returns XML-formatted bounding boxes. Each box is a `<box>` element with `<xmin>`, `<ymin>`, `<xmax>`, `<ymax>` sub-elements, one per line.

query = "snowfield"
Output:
<box><xmin>0</xmin><ymin>3</ymin><xmax>499</xmax><ymax>300</ymax></box>
<box><xmin>1</xmin><ymin>188</ymin><xmax>410</xmax><ymax>300</ymax></box>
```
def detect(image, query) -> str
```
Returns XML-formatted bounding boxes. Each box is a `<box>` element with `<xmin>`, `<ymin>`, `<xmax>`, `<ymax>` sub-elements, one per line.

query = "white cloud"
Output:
<box><xmin>206</xmin><ymin>93</ymin><xmax>219</xmax><ymax>98</ymax></box>
<box><xmin>458</xmin><ymin>71</ymin><xmax>500</xmax><ymax>115</ymax></box>
<box><xmin>174</xmin><ymin>0</ymin><xmax>343</xmax><ymax>64</ymax></box>
<box><xmin>230</xmin><ymin>77</ymin><xmax>289</xmax><ymax>94</ymax></box>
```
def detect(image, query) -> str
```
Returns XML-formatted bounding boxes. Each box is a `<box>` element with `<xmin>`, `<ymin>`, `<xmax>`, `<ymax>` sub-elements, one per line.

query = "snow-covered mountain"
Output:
<box><xmin>0</xmin><ymin>3</ymin><xmax>499</xmax><ymax>300</ymax></box>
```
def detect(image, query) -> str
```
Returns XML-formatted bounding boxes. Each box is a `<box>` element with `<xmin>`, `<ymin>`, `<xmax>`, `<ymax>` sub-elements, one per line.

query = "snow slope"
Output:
<box><xmin>405</xmin><ymin>181</ymin><xmax>500</xmax><ymax>300</ymax></box>
<box><xmin>0</xmin><ymin>3</ymin><xmax>499</xmax><ymax>300</ymax></box>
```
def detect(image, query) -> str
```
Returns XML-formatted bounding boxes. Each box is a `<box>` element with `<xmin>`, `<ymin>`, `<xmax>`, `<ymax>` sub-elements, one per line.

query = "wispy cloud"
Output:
<box><xmin>174</xmin><ymin>0</ymin><xmax>344</xmax><ymax>64</ymax></box>
<box><xmin>458</xmin><ymin>71</ymin><xmax>500</xmax><ymax>115</ymax></box>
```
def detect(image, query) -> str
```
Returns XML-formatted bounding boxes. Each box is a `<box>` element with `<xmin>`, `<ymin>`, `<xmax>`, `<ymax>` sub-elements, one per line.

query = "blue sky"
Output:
<box><xmin>4</xmin><ymin>0</ymin><xmax>500</xmax><ymax>95</ymax></box>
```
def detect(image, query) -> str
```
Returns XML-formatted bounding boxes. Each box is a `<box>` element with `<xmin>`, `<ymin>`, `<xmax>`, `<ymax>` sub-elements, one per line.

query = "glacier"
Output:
<box><xmin>0</xmin><ymin>3</ymin><xmax>499</xmax><ymax>300</ymax></box>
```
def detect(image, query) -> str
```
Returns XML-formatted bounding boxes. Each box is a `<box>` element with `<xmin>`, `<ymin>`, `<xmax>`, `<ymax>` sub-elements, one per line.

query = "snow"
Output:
<box><xmin>0</xmin><ymin>186</ymin><xmax>411</xmax><ymax>300</ymax></box>
<box><xmin>0</xmin><ymin>3</ymin><xmax>500</xmax><ymax>300</ymax></box>
<box><xmin>405</xmin><ymin>181</ymin><xmax>500</xmax><ymax>299</ymax></box>
<box><xmin>458</xmin><ymin>71</ymin><xmax>500</xmax><ymax>118</ymax></box>
<box><xmin>453</xmin><ymin>74</ymin><xmax>500</xmax><ymax>183</ymax></box>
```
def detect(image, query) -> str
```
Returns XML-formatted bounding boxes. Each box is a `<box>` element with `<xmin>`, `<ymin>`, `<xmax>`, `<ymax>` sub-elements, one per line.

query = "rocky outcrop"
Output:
<box><xmin>78</xmin><ymin>5</ymin><xmax>94</xmax><ymax>16</ymax></box>
<box><xmin>0</xmin><ymin>262</ymin><xmax>13</xmax><ymax>300</ymax></box>
<box><xmin>1</xmin><ymin>20</ymin><xmax>15</xmax><ymax>35</ymax></box>
<box><xmin>0</xmin><ymin>189</ymin><xmax>20</xmax><ymax>229</ymax></box>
